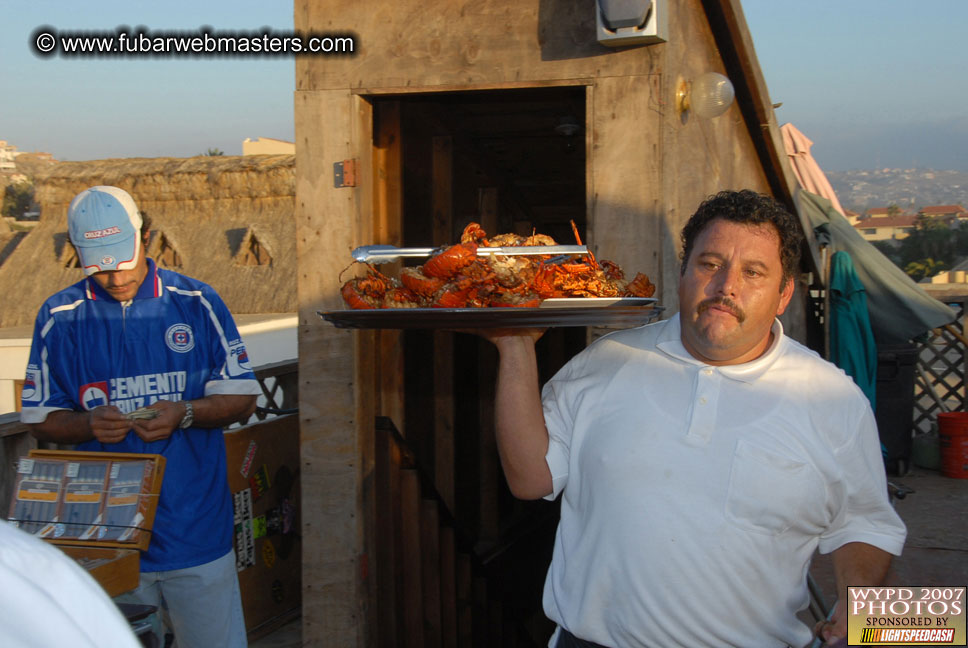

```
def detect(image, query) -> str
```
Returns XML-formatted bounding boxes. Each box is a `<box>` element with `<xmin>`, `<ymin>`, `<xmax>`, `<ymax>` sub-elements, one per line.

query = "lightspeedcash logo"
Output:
<box><xmin>848</xmin><ymin>587</ymin><xmax>966</xmax><ymax>646</ymax></box>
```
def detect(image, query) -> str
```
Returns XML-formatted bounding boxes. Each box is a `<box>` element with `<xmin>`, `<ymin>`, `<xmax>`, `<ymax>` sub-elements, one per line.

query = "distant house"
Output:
<box><xmin>242</xmin><ymin>137</ymin><xmax>295</xmax><ymax>155</ymax></box>
<box><xmin>926</xmin><ymin>257</ymin><xmax>968</xmax><ymax>284</ymax></box>
<box><xmin>918</xmin><ymin>204</ymin><xmax>967</xmax><ymax>227</ymax></box>
<box><xmin>0</xmin><ymin>141</ymin><xmax>17</xmax><ymax>171</ymax></box>
<box><xmin>854</xmin><ymin>207</ymin><xmax>918</xmax><ymax>242</ymax></box>
<box><xmin>15</xmin><ymin>151</ymin><xmax>56</xmax><ymax>165</ymax></box>
<box><xmin>864</xmin><ymin>206</ymin><xmax>896</xmax><ymax>219</ymax></box>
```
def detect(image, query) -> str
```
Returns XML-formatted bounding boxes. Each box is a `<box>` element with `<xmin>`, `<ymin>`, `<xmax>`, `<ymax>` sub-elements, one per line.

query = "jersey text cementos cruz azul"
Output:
<box><xmin>77</xmin><ymin>370</ymin><xmax>189</xmax><ymax>413</ymax></box>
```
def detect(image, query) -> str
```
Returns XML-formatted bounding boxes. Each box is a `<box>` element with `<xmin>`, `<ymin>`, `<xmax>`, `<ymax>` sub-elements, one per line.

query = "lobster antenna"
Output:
<box><xmin>570</xmin><ymin>220</ymin><xmax>584</xmax><ymax>246</ymax></box>
<box><xmin>569</xmin><ymin>219</ymin><xmax>598</xmax><ymax>268</ymax></box>
<box><xmin>338</xmin><ymin>260</ymin><xmax>361</xmax><ymax>282</ymax></box>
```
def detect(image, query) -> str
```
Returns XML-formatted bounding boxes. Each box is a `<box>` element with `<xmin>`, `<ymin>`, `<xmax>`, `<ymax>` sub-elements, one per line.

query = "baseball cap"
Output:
<box><xmin>67</xmin><ymin>186</ymin><xmax>143</xmax><ymax>276</ymax></box>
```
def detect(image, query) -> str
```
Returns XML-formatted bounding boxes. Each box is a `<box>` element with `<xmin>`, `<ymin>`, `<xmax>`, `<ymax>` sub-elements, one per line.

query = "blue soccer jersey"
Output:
<box><xmin>21</xmin><ymin>259</ymin><xmax>260</xmax><ymax>571</ymax></box>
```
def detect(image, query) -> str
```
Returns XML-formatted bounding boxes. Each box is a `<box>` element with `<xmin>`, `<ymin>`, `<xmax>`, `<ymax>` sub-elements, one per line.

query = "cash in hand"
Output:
<box><xmin>127</xmin><ymin>407</ymin><xmax>160</xmax><ymax>421</ymax></box>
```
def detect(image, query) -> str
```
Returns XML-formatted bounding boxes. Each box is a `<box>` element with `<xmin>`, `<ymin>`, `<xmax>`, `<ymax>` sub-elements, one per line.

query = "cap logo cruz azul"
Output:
<box><xmin>84</xmin><ymin>226</ymin><xmax>122</xmax><ymax>239</ymax></box>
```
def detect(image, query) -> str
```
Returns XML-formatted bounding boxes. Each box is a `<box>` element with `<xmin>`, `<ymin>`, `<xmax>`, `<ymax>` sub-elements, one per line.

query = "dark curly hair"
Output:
<box><xmin>679</xmin><ymin>190</ymin><xmax>803</xmax><ymax>286</ymax></box>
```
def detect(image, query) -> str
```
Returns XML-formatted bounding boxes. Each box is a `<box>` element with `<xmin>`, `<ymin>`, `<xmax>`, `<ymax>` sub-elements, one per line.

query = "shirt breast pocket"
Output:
<box><xmin>725</xmin><ymin>439</ymin><xmax>823</xmax><ymax>536</ymax></box>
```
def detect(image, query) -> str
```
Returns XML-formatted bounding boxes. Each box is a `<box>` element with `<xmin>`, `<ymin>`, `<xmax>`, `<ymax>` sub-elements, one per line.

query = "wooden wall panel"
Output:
<box><xmin>432</xmin><ymin>136</ymin><xmax>456</xmax><ymax>515</ymax></box>
<box><xmin>586</xmin><ymin>77</ymin><xmax>663</xmax><ymax>309</ymax></box>
<box><xmin>297</xmin><ymin>0</ymin><xmax>659</xmax><ymax>93</ymax></box>
<box><xmin>295</xmin><ymin>88</ymin><xmax>376</xmax><ymax>645</ymax></box>
<box><xmin>374</xmin><ymin>101</ymin><xmax>407</xmax><ymax>431</ymax></box>
<box><xmin>656</xmin><ymin>0</ymin><xmax>774</xmax><ymax>314</ymax></box>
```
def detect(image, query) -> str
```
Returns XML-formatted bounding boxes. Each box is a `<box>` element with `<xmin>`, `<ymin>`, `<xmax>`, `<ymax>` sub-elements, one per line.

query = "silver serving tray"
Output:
<box><xmin>319</xmin><ymin>298</ymin><xmax>660</xmax><ymax>330</ymax></box>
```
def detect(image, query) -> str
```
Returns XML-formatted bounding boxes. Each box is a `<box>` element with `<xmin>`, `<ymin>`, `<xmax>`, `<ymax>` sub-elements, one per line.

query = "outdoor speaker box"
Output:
<box><xmin>596</xmin><ymin>0</ymin><xmax>667</xmax><ymax>47</ymax></box>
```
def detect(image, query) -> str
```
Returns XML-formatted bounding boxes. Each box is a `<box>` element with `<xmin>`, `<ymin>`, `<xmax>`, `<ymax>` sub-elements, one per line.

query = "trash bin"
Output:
<box><xmin>874</xmin><ymin>342</ymin><xmax>918</xmax><ymax>476</ymax></box>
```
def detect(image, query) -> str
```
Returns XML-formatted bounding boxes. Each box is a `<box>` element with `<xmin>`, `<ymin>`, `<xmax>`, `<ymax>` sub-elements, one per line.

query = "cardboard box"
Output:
<box><xmin>224</xmin><ymin>416</ymin><xmax>301</xmax><ymax>635</ymax></box>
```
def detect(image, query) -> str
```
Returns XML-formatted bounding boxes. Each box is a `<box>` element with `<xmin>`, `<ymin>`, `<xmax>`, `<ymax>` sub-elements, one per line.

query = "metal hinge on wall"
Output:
<box><xmin>333</xmin><ymin>159</ymin><xmax>358</xmax><ymax>188</ymax></box>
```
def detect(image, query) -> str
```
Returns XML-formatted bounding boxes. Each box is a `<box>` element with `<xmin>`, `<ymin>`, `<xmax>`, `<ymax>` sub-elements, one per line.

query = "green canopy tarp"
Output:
<box><xmin>797</xmin><ymin>190</ymin><xmax>957</xmax><ymax>344</ymax></box>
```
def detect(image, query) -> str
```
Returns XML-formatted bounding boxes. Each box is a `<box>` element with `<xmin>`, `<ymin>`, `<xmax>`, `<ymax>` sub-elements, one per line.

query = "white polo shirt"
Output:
<box><xmin>0</xmin><ymin>520</ymin><xmax>141</xmax><ymax>648</ymax></box>
<box><xmin>541</xmin><ymin>314</ymin><xmax>906</xmax><ymax>648</ymax></box>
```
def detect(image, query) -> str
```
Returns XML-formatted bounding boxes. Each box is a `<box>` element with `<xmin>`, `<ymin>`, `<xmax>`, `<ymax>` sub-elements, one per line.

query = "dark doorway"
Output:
<box><xmin>389</xmin><ymin>86</ymin><xmax>587</xmax><ymax>247</ymax></box>
<box><xmin>370</xmin><ymin>87</ymin><xmax>586</xmax><ymax>645</ymax></box>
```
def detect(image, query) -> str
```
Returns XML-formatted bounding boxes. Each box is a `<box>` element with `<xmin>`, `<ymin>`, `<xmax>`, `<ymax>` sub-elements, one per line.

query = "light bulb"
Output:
<box><xmin>689</xmin><ymin>72</ymin><xmax>734</xmax><ymax>119</ymax></box>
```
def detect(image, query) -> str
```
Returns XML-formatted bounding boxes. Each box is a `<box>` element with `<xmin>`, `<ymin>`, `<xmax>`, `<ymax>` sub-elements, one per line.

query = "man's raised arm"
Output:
<box><xmin>491</xmin><ymin>332</ymin><xmax>553</xmax><ymax>500</ymax></box>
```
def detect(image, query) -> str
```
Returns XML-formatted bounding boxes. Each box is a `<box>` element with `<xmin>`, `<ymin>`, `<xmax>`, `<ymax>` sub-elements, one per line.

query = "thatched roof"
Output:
<box><xmin>0</xmin><ymin>155</ymin><xmax>295</xmax><ymax>327</ymax></box>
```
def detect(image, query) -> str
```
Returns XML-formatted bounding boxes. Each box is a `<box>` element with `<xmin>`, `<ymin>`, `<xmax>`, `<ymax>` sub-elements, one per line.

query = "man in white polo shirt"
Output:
<box><xmin>488</xmin><ymin>190</ymin><xmax>906</xmax><ymax>648</ymax></box>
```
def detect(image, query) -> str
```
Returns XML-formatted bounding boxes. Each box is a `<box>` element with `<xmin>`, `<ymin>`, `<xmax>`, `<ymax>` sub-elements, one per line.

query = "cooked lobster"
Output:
<box><xmin>340</xmin><ymin>222</ymin><xmax>655</xmax><ymax>309</ymax></box>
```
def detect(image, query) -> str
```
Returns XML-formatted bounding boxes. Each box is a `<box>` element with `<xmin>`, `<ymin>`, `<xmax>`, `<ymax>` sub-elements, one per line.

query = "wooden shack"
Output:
<box><xmin>294</xmin><ymin>0</ymin><xmax>802</xmax><ymax>644</ymax></box>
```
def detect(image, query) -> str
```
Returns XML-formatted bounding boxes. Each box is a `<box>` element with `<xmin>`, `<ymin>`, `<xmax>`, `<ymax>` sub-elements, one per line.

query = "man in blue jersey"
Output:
<box><xmin>21</xmin><ymin>186</ymin><xmax>259</xmax><ymax>648</ymax></box>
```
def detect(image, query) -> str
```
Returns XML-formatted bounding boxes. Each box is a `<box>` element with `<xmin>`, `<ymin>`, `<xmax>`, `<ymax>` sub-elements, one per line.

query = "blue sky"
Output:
<box><xmin>2</xmin><ymin>1</ymin><xmax>966</xmax><ymax>171</ymax></box>
<box><xmin>1</xmin><ymin>1</ymin><xmax>295</xmax><ymax>159</ymax></box>
<box><xmin>742</xmin><ymin>0</ymin><xmax>968</xmax><ymax>171</ymax></box>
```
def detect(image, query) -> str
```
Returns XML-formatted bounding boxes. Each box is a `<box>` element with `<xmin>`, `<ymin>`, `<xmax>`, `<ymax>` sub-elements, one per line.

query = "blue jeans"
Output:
<box><xmin>117</xmin><ymin>550</ymin><xmax>247</xmax><ymax>648</ymax></box>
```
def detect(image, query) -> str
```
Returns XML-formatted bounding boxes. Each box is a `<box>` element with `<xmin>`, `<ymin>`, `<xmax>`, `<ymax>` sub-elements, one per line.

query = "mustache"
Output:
<box><xmin>697</xmin><ymin>297</ymin><xmax>745</xmax><ymax>323</ymax></box>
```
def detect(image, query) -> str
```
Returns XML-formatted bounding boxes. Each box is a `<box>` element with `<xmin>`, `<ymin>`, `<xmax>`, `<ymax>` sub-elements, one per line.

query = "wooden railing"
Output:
<box><xmin>250</xmin><ymin>358</ymin><xmax>299</xmax><ymax>421</ymax></box>
<box><xmin>0</xmin><ymin>412</ymin><xmax>39</xmax><ymax>515</ymax></box>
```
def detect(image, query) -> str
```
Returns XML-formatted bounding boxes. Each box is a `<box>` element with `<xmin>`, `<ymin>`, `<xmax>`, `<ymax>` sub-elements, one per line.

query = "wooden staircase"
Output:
<box><xmin>373</xmin><ymin>417</ymin><xmax>556</xmax><ymax>648</ymax></box>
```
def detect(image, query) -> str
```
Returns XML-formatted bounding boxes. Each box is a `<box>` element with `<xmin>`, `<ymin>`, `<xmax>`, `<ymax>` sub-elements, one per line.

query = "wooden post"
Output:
<box><xmin>477</xmin><ymin>187</ymin><xmax>501</xmax><ymax>543</ymax></box>
<box><xmin>375</xmin><ymin>101</ymin><xmax>407</xmax><ymax>432</ymax></box>
<box><xmin>432</xmin><ymin>135</ymin><xmax>456</xmax><ymax>515</ymax></box>
<box><xmin>421</xmin><ymin>499</ymin><xmax>443</xmax><ymax>648</ymax></box>
<box><xmin>374</xmin><ymin>425</ymin><xmax>398</xmax><ymax>647</ymax></box>
<box><xmin>400</xmin><ymin>469</ymin><xmax>425</xmax><ymax>648</ymax></box>
<box><xmin>0</xmin><ymin>414</ymin><xmax>38</xmax><ymax>513</ymax></box>
<box><xmin>487</xmin><ymin>600</ymin><xmax>503</xmax><ymax>648</ymax></box>
<box><xmin>473</xmin><ymin>576</ymin><xmax>488</xmax><ymax>648</ymax></box>
<box><xmin>439</xmin><ymin>526</ymin><xmax>458</xmax><ymax>648</ymax></box>
<box><xmin>456</xmin><ymin>553</ymin><xmax>473</xmax><ymax>648</ymax></box>
<box><xmin>477</xmin><ymin>345</ymin><xmax>499</xmax><ymax>545</ymax></box>
<box><xmin>390</xmin><ymin>440</ymin><xmax>406</xmax><ymax>647</ymax></box>
<box><xmin>295</xmin><ymin>89</ymin><xmax>376</xmax><ymax>646</ymax></box>
<box><xmin>477</xmin><ymin>187</ymin><xmax>499</xmax><ymax>235</ymax></box>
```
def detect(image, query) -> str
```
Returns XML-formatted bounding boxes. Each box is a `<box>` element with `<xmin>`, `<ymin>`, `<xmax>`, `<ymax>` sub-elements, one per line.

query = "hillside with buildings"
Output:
<box><xmin>827</xmin><ymin>168</ymin><xmax>968</xmax><ymax>214</ymax></box>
